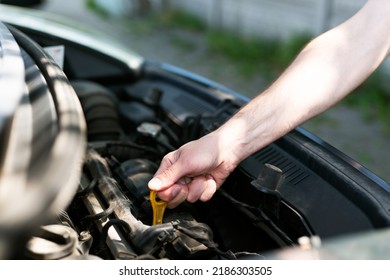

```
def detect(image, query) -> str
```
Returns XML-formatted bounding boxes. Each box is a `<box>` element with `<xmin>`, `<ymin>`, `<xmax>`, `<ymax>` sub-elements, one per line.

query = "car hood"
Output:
<box><xmin>0</xmin><ymin>4</ymin><xmax>144</xmax><ymax>71</ymax></box>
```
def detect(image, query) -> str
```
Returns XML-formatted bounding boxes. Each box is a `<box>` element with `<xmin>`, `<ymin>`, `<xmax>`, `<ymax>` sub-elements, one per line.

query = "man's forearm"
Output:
<box><xmin>216</xmin><ymin>0</ymin><xmax>390</xmax><ymax>163</ymax></box>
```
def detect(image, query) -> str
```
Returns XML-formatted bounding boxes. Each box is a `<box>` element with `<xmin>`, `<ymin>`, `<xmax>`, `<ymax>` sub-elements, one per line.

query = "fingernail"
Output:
<box><xmin>148</xmin><ymin>177</ymin><xmax>161</xmax><ymax>189</ymax></box>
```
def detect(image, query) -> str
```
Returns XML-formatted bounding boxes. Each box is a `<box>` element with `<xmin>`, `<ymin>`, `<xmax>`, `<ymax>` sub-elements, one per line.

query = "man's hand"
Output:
<box><xmin>148</xmin><ymin>132</ymin><xmax>238</xmax><ymax>208</ymax></box>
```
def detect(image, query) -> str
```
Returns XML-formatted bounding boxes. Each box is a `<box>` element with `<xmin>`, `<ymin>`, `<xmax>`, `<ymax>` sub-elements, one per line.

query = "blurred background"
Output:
<box><xmin>6</xmin><ymin>0</ymin><xmax>389</xmax><ymax>182</ymax></box>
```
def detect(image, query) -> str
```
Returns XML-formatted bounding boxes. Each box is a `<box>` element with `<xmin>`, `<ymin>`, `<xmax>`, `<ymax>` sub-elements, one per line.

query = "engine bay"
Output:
<box><xmin>25</xmin><ymin>78</ymin><xmax>310</xmax><ymax>260</ymax></box>
<box><xmin>22</xmin><ymin>73</ymin><xmax>385</xmax><ymax>260</ymax></box>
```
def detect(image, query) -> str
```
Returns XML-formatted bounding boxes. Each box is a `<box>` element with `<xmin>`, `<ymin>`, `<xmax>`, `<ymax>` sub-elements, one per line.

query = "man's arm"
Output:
<box><xmin>149</xmin><ymin>0</ymin><xmax>390</xmax><ymax>208</ymax></box>
<box><xmin>222</xmin><ymin>0</ymin><xmax>390</xmax><ymax>163</ymax></box>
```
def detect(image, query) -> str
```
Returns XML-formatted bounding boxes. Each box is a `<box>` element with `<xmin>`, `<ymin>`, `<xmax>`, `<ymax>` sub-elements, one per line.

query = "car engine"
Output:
<box><xmin>24</xmin><ymin>77</ymin><xmax>296</xmax><ymax>260</ymax></box>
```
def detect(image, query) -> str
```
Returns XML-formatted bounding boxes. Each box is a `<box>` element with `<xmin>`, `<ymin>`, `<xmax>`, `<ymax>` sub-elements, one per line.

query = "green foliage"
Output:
<box><xmin>207</xmin><ymin>31</ymin><xmax>274</xmax><ymax>77</ymax></box>
<box><xmin>344</xmin><ymin>71</ymin><xmax>390</xmax><ymax>133</ymax></box>
<box><xmin>206</xmin><ymin>31</ymin><xmax>311</xmax><ymax>78</ymax></box>
<box><xmin>157</xmin><ymin>9</ymin><xmax>207</xmax><ymax>32</ymax></box>
<box><xmin>158</xmin><ymin>9</ymin><xmax>312</xmax><ymax>78</ymax></box>
<box><xmin>85</xmin><ymin>0</ymin><xmax>109</xmax><ymax>18</ymax></box>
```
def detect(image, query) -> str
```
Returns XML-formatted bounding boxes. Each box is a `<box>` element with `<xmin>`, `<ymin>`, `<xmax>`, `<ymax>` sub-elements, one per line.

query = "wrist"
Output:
<box><xmin>213</xmin><ymin>102</ymin><xmax>279</xmax><ymax>164</ymax></box>
<box><xmin>212</xmin><ymin>118</ymin><xmax>255</xmax><ymax>166</ymax></box>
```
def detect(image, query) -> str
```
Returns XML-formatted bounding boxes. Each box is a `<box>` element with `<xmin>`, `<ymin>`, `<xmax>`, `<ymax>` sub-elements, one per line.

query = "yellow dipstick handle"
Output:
<box><xmin>150</xmin><ymin>190</ymin><xmax>168</xmax><ymax>225</ymax></box>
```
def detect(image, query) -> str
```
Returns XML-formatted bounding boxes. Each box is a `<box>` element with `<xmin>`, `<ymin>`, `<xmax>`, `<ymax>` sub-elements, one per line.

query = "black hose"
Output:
<box><xmin>81</xmin><ymin>202</ymin><xmax>117</xmax><ymax>228</ymax></box>
<box><xmin>106</xmin><ymin>142</ymin><xmax>162</xmax><ymax>158</ymax></box>
<box><xmin>7</xmin><ymin>25</ymin><xmax>66</xmax><ymax>114</ymax></box>
<box><xmin>175</xmin><ymin>224</ymin><xmax>237</xmax><ymax>260</ymax></box>
<box><xmin>156</xmin><ymin>119</ymin><xmax>180</xmax><ymax>146</ymax></box>
<box><xmin>77</xmin><ymin>179</ymin><xmax>98</xmax><ymax>197</ymax></box>
<box><xmin>97</xmin><ymin>219</ymin><xmax>136</xmax><ymax>259</ymax></box>
<box><xmin>218</xmin><ymin>189</ymin><xmax>295</xmax><ymax>246</ymax></box>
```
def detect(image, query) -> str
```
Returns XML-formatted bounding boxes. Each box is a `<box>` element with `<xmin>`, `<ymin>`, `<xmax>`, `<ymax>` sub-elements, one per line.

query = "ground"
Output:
<box><xmin>37</xmin><ymin>0</ymin><xmax>389</xmax><ymax>182</ymax></box>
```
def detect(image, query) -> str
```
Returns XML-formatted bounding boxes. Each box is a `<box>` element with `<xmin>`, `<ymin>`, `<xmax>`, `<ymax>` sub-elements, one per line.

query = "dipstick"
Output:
<box><xmin>150</xmin><ymin>190</ymin><xmax>168</xmax><ymax>225</ymax></box>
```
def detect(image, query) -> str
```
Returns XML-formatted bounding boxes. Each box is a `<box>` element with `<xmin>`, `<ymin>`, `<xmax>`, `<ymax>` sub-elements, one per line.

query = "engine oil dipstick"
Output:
<box><xmin>150</xmin><ymin>190</ymin><xmax>168</xmax><ymax>225</ymax></box>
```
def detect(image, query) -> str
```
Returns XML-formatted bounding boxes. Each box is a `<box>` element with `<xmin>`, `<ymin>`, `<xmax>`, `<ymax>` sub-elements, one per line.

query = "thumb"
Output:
<box><xmin>148</xmin><ymin>160</ymin><xmax>187</xmax><ymax>191</ymax></box>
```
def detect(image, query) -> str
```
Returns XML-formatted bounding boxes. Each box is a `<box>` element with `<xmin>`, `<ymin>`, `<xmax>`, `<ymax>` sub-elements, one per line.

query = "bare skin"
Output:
<box><xmin>148</xmin><ymin>0</ymin><xmax>390</xmax><ymax>208</ymax></box>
